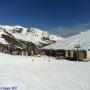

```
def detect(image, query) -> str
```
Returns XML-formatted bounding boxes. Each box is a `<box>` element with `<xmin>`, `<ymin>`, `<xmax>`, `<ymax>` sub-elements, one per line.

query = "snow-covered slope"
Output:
<box><xmin>0</xmin><ymin>28</ymin><xmax>8</xmax><ymax>44</ymax></box>
<box><xmin>0</xmin><ymin>53</ymin><xmax>90</xmax><ymax>90</ymax></box>
<box><xmin>0</xmin><ymin>25</ymin><xmax>63</xmax><ymax>46</ymax></box>
<box><xmin>44</xmin><ymin>30</ymin><xmax>90</xmax><ymax>50</ymax></box>
<box><xmin>43</xmin><ymin>30</ymin><xmax>90</xmax><ymax>58</ymax></box>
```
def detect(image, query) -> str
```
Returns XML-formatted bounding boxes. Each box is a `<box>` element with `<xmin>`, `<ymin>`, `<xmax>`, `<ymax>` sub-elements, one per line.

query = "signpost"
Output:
<box><xmin>74</xmin><ymin>45</ymin><xmax>80</xmax><ymax>61</ymax></box>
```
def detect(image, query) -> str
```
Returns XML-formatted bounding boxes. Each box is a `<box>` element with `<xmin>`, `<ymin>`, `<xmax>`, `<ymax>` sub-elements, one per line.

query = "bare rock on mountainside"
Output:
<box><xmin>0</xmin><ymin>25</ymin><xmax>63</xmax><ymax>50</ymax></box>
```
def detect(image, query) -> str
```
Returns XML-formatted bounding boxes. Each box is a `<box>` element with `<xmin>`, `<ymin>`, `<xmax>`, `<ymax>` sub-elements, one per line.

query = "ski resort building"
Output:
<box><xmin>11</xmin><ymin>48</ymin><xmax>33</xmax><ymax>56</ymax></box>
<box><xmin>0</xmin><ymin>43</ymin><xmax>33</xmax><ymax>56</ymax></box>
<box><xmin>41</xmin><ymin>49</ymin><xmax>87</xmax><ymax>61</ymax></box>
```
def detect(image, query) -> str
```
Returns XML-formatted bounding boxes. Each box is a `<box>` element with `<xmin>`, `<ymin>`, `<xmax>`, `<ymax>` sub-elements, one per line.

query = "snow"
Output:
<box><xmin>0</xmin><ymin>53</ymin><xmax>90</xmax><ymax>90</ymax></box>
<box><xmin>0</xmin><ymin>28</ymin><xmax>8</xmax><ymax>44</ymax></box>
<box><xmin>43</xmin><ymin>30</ymin><xmax>90</xmax><ymax>59</ymax></box>
<box><xmin>0</xmin><ymin>25</ymin><xmax>63</xmax><ymax>45</ymax></box>
<box><xmin>0</xmin><ymin>25</ymin><xmax>26</xmax><ymax>31</ymax></box>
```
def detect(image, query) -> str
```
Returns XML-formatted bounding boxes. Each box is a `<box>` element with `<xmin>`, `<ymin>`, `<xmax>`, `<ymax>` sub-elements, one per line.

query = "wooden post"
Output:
<box><xmin>31</xmin><ymin>51</ymin><xmax>33</xmax><ymax>56</ymax></box>
<box><xmin>26</xmin><ymin>51</ymin><xmax>28</xmax><ymax>57</ymax></box>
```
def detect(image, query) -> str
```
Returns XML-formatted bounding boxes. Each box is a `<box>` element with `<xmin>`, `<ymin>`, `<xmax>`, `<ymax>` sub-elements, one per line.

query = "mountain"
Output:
<box><xmin>0</xmin><ymin>25</ymin><xmax>63</xmax><ymax>48</ymax></box>
<box><xmin>43</xmin><ymin>30</ymin><xmax>90</xmax><ymax>58</ymax></box>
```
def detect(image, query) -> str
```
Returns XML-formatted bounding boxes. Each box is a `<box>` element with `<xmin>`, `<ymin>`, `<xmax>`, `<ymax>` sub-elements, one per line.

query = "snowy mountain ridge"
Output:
<box><xmin>43</xmin><ymin>30</ymin><xmax>90</xmax><ymax>51</ymax></box>
<box><xmin>0</xmin><ymin>25</ymin><xmax>63</xmax><ymax>46</ymax></box>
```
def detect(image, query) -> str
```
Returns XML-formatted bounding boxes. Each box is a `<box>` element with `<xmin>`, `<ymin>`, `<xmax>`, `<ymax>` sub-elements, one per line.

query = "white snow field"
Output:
<box><xmin>0</xmin><ymin>53</ymin><xmax>90</xmax><ymax>90</ymax></box>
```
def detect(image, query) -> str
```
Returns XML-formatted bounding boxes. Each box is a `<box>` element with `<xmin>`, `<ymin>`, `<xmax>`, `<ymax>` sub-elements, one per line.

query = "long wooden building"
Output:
<box><xmin>41</xmin><ymin>49</ymin><xmax>87</xmax><ymax>61</ymax></box>
<box><xmin>0</xmin><ymin>43</ymin><xmax>33</xmax><ymax>56</ymax></box>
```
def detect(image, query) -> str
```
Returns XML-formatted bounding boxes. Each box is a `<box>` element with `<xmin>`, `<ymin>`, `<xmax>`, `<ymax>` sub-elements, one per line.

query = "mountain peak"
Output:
<box><xmin>0</xmin><ymin>25</ymin><xmax>63</xmax><ymax>47</ymax></box>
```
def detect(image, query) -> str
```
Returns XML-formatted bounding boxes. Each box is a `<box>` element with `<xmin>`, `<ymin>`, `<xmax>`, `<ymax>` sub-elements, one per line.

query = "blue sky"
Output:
<box><xmin>0</xmin><ymin>0</ymin><xmax>90</xmax><ymax>37</ymax></box>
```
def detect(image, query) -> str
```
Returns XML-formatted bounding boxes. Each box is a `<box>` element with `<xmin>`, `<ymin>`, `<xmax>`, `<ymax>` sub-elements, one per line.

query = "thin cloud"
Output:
<box><xmin>49</xmin><ymin>23</ymin><xmax>90</xmax><ymax>37</ymax></box>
